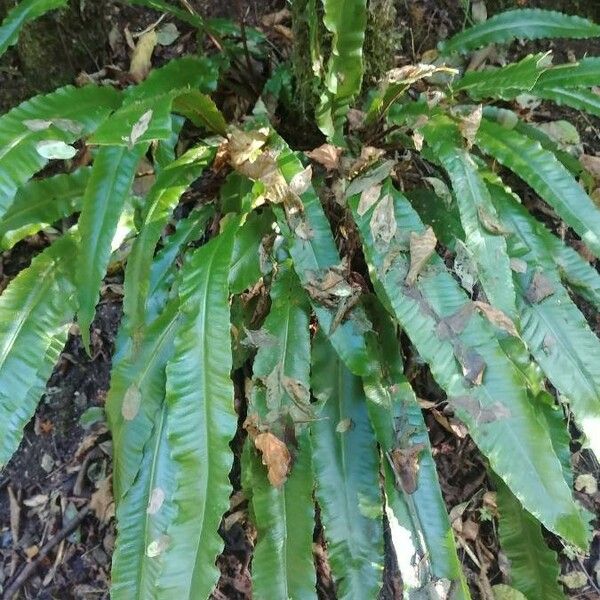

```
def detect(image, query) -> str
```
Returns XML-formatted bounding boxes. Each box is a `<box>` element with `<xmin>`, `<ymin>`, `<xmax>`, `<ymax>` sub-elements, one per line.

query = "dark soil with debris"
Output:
<box><xmin>0</xmin><ymin>1</ymin><xmax>599</xmax><ymax>599</ymax></box>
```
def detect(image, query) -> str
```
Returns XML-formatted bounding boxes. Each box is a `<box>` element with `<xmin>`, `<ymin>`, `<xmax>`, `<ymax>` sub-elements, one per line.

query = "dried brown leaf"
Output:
<box><xmin>129</xmin><ymin>29</ymin><xmax>157</xmax><ymax>83</ymax></box>
<box><xmin>580</xmin><ymin>154</ymin><xmax>600</xmax><ymax>180</ymax></box>
<box><xmin>459</xmin><ymin>104</ymin><xmax>482</xmax><ymax>149</ymax></box>
<box><xmin>370</xmin><ymin>194</ymin><xmax>397</xmax><ymax>249</ymax></box>
<box><xmin>526</xmin><ymin>272</ymin><xmax>555</xmax><ymax>303</ymax></box>
<box><xmin>389</xmin><ymin>443</ymin><xmax>426</xmax><ymax>494</ymax></box>
<box><xmin>406</xmin><ymin>227</ymin><xmax>437</xmax><ymax>285</ymax></box>
<box><xmin>473</xmin><ymin>301</ymin><xmax>518</xmax><ymax>337</ymax></box>
<box><xmin>254</xmin><ymin>432</ymin><xmax>291</xmax><ymax>487</ymax></box>
<box><xmin>357</xmin><ymin>184</ymin><xmax>381</xmax><ymax>216</ymax></box>
<box><xmin>305</xmin><ymin>144</ymin><xmax>343</xmax><ymax>171</ymax></box>
<box><xmin>90</xmin><ymin>476</ymin><xmax>115</xmax><ymax>524</ymax></box>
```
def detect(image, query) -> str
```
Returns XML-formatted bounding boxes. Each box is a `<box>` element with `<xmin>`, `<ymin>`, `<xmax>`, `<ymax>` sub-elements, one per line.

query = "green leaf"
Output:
<box><xmin>106</xmin><ymin>299</ymin><xmax>179</xmax><ymax>500</ymax></box>
<box><xmin>111</xmin><ymin>404</ymin><xmax>176</xmax><ymax>600</ymax></box>
<box><xmin>272</xmin><ymin>135</ymin><xmax>378</xmax><ymax>378</ymax></box>
<box><xmin>123</xmin><ymin>145</ymin><xmax>215</xmax><ymax>338</ymax></box>
<box><xmin>440</xmin><ymin>9</ymin><xmax>600</xmax><ymax>54</ymax></box>
<box><xmin>475</xmin><ymin>118</ymin><xmax>600</xmax><ymax>257</ymax></box>
<box><xmin>316</xmin><ymin>0</ymin><xmax>368</xmax><ymax>141</ymax></box>
<box><xmin>349</xmin><ymin>180</ymin><xmax>589</xmax><ymax>549</ymax></box>
<box><xmin>245</xmin><ymin>266</ymin><xmax>316</xmax><ymax>599</ymax></box>
<box><xmin>489</xmin><ymin>183</ymin><xmax>600</xmax><ymax>459</ymax></box>
<box><xmin>363</xmin><ymin>299</ymin><xmax>470</xmax><ymax>599</ymax></box>
<box><xmin>90</xmin><ymin>57</ymin><xmax>221</xmax><ymax>146</ymax></box>
<box><xmin>311</xmin><ymin>331</ymin><xmax>384</xmax><ymax>599</ymax></box>
<box><xmin>0</xmin><ymin>235</ymin><xmax>76</xmax><ymax>467</ymax></box>
<box><xmin>494</xmin><ymin>475</ymin><xmax>565</xmax><ymax>600</ymax></box>
<box><xmin>0</xmin><ymin>84</ymin><xmax>121</xmax><ymax>216</ymax></box>
<box><xmin>0</xmin><ymin>0</ymin><xmax>67</xmax><ymax>57</ymax></box>
<box><xmin>423</xmin><ymin>117</ymin><xmax>516</xmax><ymax>319</ymax></box>
<box><xmin>0</xmin><ymin>168</ymin><xmax>90</xmax><ymax>250</ymax></box>
<box><xmin>172</xmin><ymin>90</ymin><xmax>227</xmax><ymax>136</ymax></box>
<box><xmin>229</xmin><ymin>210</ymin><xmax>275</xmax><ymax>294</ymax></box>
<box><xmin>531</xmin><ymin>87</ymin><xmax>600</xmax><ymax>118</ymax></box>
<box><xmin>533</xmin><ymin>57</ymin><xmax>600</xmax><ymax>89</ymax></box>
<box><xmin>76</xmin><ymin>144</ymin><xmax>147</xmax><ymax>351</ymax></box>
<box><xmin>453</xmin><ymin>54</ymin><xmax>548</xmax><ymax>100</ymax></box>
<box><xmin>157</xmin><ymin>218</ymin><xmax>239</xmax><ymax>598</ymax></box>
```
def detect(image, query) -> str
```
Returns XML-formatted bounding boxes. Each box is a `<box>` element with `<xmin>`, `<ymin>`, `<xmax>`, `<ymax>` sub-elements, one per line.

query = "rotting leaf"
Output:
<box><xmin>228</xmin><ymin>127</ymin><xmax>270</xmax><ymax>167</ymax></box>
<box><xmin>580</xmin><ymin>154</ymin><xmax>600</xmax><ymax>180</ymax></box>
<box><xmin>388</xmin><ymin>443</ymin><xmax>426</xmax><ymax>494</ymax></box>
<box><xmin>455</xmin><ymin>345</ymin><xmax>486</xmax><ymax>385</ymax></box>
<box><xmin>424</xmin><ymin>176</ymin><xmax>453</xmax><ymax>206</ymax></box>
<box><xmin>129</xmin><ymin>29</ymin><xmax>158</xmax><ymax>83</ymax></box>
<box><xmin>147</xmin><ymin>487</ymin><xmax>166</xmax><ymax>515</ymax></box>
<box><xmin>473</xmin><ymin>301</ymin><xmax>518</xmax><ymax>337</ymax></box>
<box><xmin>123</xmin><ymin>109</ymin><xmax>153</xmax><ymax>149</ymax></box>
<box><xmin>254</xmin><ymin>432</ymin><xmax>291</xmax><ymax>487</ymax></box>
<box><xmin>35</xmin><ymin>140</ymin><xmax>77</xmax><ymax>160</ymax></box>
<box><xmin>459</xmin><ymin>104</ymin><xmax>482</xmax><ymax>149</ymax></box>
<box><xmin>122</xmin><ymin>384</ymin><xmax>142</xmax><ymax>421</ymax></box>
<box><xmin>146</xmin><ymin>535</ymin><xmax>170</xmax><ymax>558</ymax></box>
<box><xmin>348</xmin><ymin>146</ymin><xmax>386</xmax><ymax>178</ymax></box>
<box><xmin>156</xmin><ymin>22</ymin><xmax>180</xmax><ymax>46</ymax></box>
<box><xmin>281</xmin><ymin>376</ymin><xmax>313</xmax><ymax>417</ymax></box>
<box><xmin>436</xmin><ymin>304</ymin><xmax>475</xmax><ymax>340</ymax></box>
<box><xmin>406</xmin><ymin>227</ymin><xmax>437</xmax><ymax>285</ymax></box>
<box><xmin>90</xmin><ymin>476</ymin><xmax>115</xmax><ymax>524</ymax></box>
<box><xmin>357</xmin><ymin>184</ymin><xmax>381</xmax><ymax>216</ymax></box>
<box><xmin>574</xmin><ymin>473</ymin><xmax>597</xmax><ymax>495</ymax></box>
<box><xmin>454</xmin><ymin>240</ymin><xmax>477</xmax><ymax>293</ymax></box>
<box><xmin>305</xmin><ymin>143</ymin><xmax>343</xmax><ymax>171</ymax></box>
<box><xmin>451</xmin><ymin>396</ymin><xmax>511</xmax><ymax>424</ymax></box>
<box><xmin>370</xmin><ymin>194</ymin><xmax>396</xmax><ymax>250</ymax></box>
<box><xmin>477</xmin><ymin>206</ymin><xmax>509</xmax><ymax>235</ymax></box>
<box><xmin>526</xmin><ymin>272</ymin><xmax>555</xmax><ymax>303</ymax></box>
<box><xmin>241</xmin><ymin>327</ymin><xmax>278</xmax><ymax>350</ymax></box>
<box><xmin>336</xmin><ymin>418</ymin><xmax>353</xmax><ymax>433</ymax></box>
<box><xmin>289</xmin><ymin>164</ymin><xmax>313</xmax><ymax>196</ymax></box>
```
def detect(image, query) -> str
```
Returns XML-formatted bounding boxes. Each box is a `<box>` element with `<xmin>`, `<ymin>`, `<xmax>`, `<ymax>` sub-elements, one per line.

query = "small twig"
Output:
<box><xmin>3</xmin><ymin>506</ymin><xmax>90</xmax><ymax>600</ymax></box>
<box><xmin>234</xmin><ymin>0</ymin><xmax>257</xmax><ymax>82</ymax></box>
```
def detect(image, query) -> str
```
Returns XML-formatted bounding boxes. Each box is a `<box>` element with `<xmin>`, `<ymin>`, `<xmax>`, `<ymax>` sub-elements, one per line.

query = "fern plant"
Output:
<box><xmin>1</xmin><ymin>1</ymin><xmax>600</xmax><ymax>598</ymax></box>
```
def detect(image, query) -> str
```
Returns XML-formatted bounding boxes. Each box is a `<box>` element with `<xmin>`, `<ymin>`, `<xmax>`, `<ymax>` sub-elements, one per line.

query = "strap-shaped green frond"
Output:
<box><xmin>489</xmin><ymin>183</ymin><xmax>600</xmax><ymax>459</ymax></box>
<box><xmin>363</xmin><ymin>300</ymin><xmax>470</xmax><ymax>599</ymax></box>
<box><xmin>476</xmin><ymin>118</ymin><xmax>600</xmax><ymax>257</ymax></box>
<box><xmin>423</xmin><ymin>117</ymin><xmax>516</xmax><ymax>319</ymax></box>
<box><xmin>534</xmin><ymin>57</ymin><xmax>600</xmax><ymax>89</ymax></box>
<box><xmin>494</xmin><ymin>475</ymin><xmax>565</xmax><ymax>600</ymax></box>
<box><xmin>0</xmin><ymin>235</ymin><xmax>76</xmax><ymax>466</ymax></box>
<box><xmin>316</xmin><ymin>0</ymin><xmax>367</xmax><ymax>141</ymax></box>
<box><xmin>122</xmin><ymin>0</ymin><xmax>205</xmax><ymax>30</ymax></box>
<box><xmin>0</xmin><ymin>84</ymin><xmax>121</xmax><ymax>216</ymax></box>
<box><xmin>245</xmin><ymin>266</ymin><xmax>316</xmax><ymax>599</ymax></box>
<box><xmin>123</xmin><ymin>145</ymin><xmax>216</xmax><ymax>338</ymax></box>
<box><xmin>311</xmin><ymin>331</ymin><xmax>384</xmax><ymax>599</ymax></box>
<box><xmin>0</xmin><ymin>167</ymin><xmax>89</xmax><ymax>250</ymax></box>
<box><xmin>157</xmin><ymin>218</ymin><xmax>239</xmax><ymax>598</ymax></box>
<box><xmin>454</xmin><ymin>54</ymin><xmax>549</xmax><ymax>100</ymax></box>
<box><xmin>349</xmin><ymin>179</ymin><xmax>590</xmax><ymax>549</ymax></box>
<box><xmin>440</xmin><ymin>9</ymin><xmax>600</xmax><ymax>54</ymax></box>
<box><xmin>532</xmin><ymin>87</ymin><xmax>600</xmax><ymax>118</ymax></box>
<box><xmin>0</xmin><ymin>0</ymin><xmax>67</xmax><ymax>58</ymax></box>
<box><xmin>111</xmin><ymin>405</ymin><xmax>176</xmax><ymax>600</ymax></box>
<box><xmin>76</xmin><ymin>144</ymin><xmax>147</xmax><ymax>351</ymax></box>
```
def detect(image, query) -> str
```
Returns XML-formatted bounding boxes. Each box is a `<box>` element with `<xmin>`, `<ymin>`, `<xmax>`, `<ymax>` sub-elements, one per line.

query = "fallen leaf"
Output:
<box><xmin>228</xmin><ymin>127</ymin><xmax>270</xmax><ymax>167</ymax></box>
<box><xmin>412</xmin><ymin>130</ymin><xmax>424</xmax><ymax>150</ymax></box>
<box><xmin>477</xmin><ymin>206</ymin><xmax>509</xmax><ymax>235</ymax></box>
<box><xmin>559</xmin><ymin>571</ymin><xmax>588</xmax><ymax>590</ymax></box>
<box><xmin>289</xmin><ymin>164</ymin><xmax>313</xmax><ymax>196</ymax></box>
<box><xmin>575</xmin><ymin>473</ymin><xmax>597</xmax><ymax>495</ymax></box>
<box><xmin>580</xmin><ymin>154</ymin><xmax>600</xmax><ymax>180</ymax></box>
<box><xmin>357</xmin><ymin>184</ymin><xmax>382</xmax><ymax>216</ymax></box>
<box><xmin>473</xmin><ymin>301</ymin><xmax>518</xmax><ymax>337</ymax></box>
<box><xmin>156</xmin><ymin>22</ymin><xmax>180</xmax><ymax>46</ymax></box>
<box><xmin>471</xmin><ymin>0</ymin><xmax>487</xmax><ymax>23</ymax></box>
<box><xmin>455</xmin><ymin>346</ymin><xmax>486</xmax><ymax>385</ymax></box>
<box><xmin>424</xmin><ymin>176</ymin><xmax>453</xmax><ymax>206</ymax></box>
<box><xmin>261</xmin><ymin>7</ymin><xmax>291</xmax><ymax>27</ymax></box>
<box><xmin>526</xmin><ymin>272</ymin><xmax>555</xmax><ymax>303</ymax></box>
<box><xmin>452</xmin><ymin>395</ymin><xmax>511</xmax><ymax>424</ymax></box>
<box><xmin>90</xmin><ymin>476</ymin><xmax>115</xmax><ymax>524</ymax></box>
<box><xmin>336</xmin><ymin>418</ymin><xmax>353</xmax><ymax>433</ymax></box>
<box><xmin>8</xmin><ymin>486</ymin><xmax>20</xmax><ymax>546</ymax></box>
<box><xmin>305</xmin><ymin>143</ymin><xmax>343</xmax><ymax>171</ymax></box>
<box><xmin>510</xmin><ymin>257</ymin><xmax>527</xmax><ymax>273</ymax></box>
<box><xmin>370</xmin><ymin>194</ymin><xmax>396</xmax><ymax>249</ymax></box>
<box><xmin>36</xmin><ymin>140</ymin><xmax>77</xmax><ymax>160</ymax></box>
<box><xmin>122</xmin><ymin>384</ymin><xmax>141</xmax><ymax>421</ymax></box>
<box><xmin>254</xmin><ymin>432</ymin><xmax>291</xmax><ymax>487</ymax></box>
<box><xmin>130</xmin><ymin>29</ymin><xmax>158</xmax><ymax>82</ymax></box>
<box><xmin>146</xmin><ymin>535</ymin><xmax>170</xmax><ymax>558</ymax></box>
<box><xmin>454</xmin><ymin>240</ymin><xmax>477</xmax><ymax>293</ymax></box>
<box><xmin>124</xmin><ymin>109</ymin><xmax>153</xmax><ymax>148</ymax></box>
<box><xmin>349</xmin><ymin>146</ymin><xmax>386</xmax><ymax>178</ymax></box>
<box><xmin>406</xmin><ymin>227</ymin><xmax>437</xmax><ymax>285</ymax></box>
<box><xmin>281</xmin><ymin>376</ymin><xmax>313</xmax><ymax>416</ymax></box>
<box><xmin>492</xmin><ymin>584</ymin><xmax>528</xmax><ymax>600</ymax></box>
<box><xmin>388</xmin><ymin>444</ymin><xmax>426</xmax><ymax>494</ymax></box>
<box><xmin>436</xmin><ymin>304</ymin><xmax>475</xmax><ymax>339</ymax></box>
<box><xmin>459</xmin><ymin>104</ymin><xmax>482</xmax><ymax>149</ymax></box>
<box><xmin>147</xmin><ymin>487</ymin><xmax>166</xmax><ymax>514</ymax></box>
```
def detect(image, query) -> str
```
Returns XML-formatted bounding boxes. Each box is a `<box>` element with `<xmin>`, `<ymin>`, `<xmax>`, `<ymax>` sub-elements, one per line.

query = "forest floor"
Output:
<box><xmin>0</xmin><ymin>1</ymin><xmax>599</xmax><ymax>599</ymax></box>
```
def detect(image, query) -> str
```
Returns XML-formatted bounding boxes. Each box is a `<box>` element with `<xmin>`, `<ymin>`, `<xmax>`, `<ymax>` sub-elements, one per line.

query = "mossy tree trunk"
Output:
<box><xmin>0</xmin><ymin>0</ymin><xmax>110</xmax><ymax>111</ymax></box>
